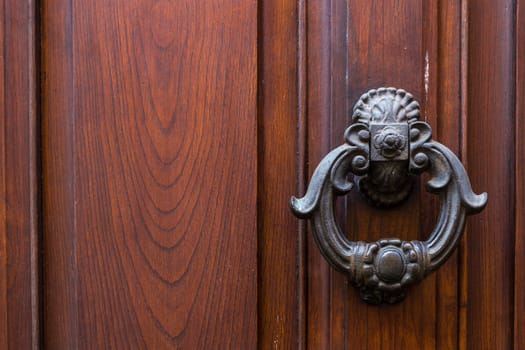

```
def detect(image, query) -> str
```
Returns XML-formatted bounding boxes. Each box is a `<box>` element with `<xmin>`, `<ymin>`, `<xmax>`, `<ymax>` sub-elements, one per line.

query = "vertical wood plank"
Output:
<box><xmin>328</xmin><ymin>1</ymin><xmax>349</xmax><ymax>348</ymax></box>
<box><xmin>304</xmin><ymin>1</ymin><xmax>464</xmax><ymax>348</ymax></box>
<box><xmin>0</xmin><ymin>0</ymin><xmax>40</xmax><ymax>348</ymax></box>
<box><xmin>305</xmin><ymin>1</ymin><xmax>333</xmax><ymax>348</ymax></box>
<box><xmin>257</xmin><ymin>0</ymin><xmax>302</xmax><ymax>348</ymax></box>
<box><xmin>41</xmin><ymin>0</ymin><xmax>78</xmax><ymax>348</ymax></box>
<box><xmin>345</xmin><ymin>2</ymin><xmax>438</xmax><ymax>349</ymax></box>
<box><xmin>515</xmin><ymin>0</ymin><xmax>525</xmax><ymax>348</ymax></box>
<box><xmin>467</xmin><ymin>0</ymin><xmax>515</xmax><ymax>348</ymax></box>
<box><xmin>43</xmin><ymin>0</ymin><xmax>257</xmax><ymax>348</ymax></box>
<box><xmin>303</xmin><ymin>0</ymin><xmax>353</xmax><ymax>348</ymax></box>
<box><xmin>432</xmin><ymin>1</ymin><xmax>462</xmax><ymax>348</ymax></box>
<box><xmin>458</xmin><ymin>2</ymin><xmax>470</xmax><ymax>349</ymax></box>
<box><xmin>0</xmin><ymin>4</ymin><xmax>6</xmax><ymax>346</ymax></box>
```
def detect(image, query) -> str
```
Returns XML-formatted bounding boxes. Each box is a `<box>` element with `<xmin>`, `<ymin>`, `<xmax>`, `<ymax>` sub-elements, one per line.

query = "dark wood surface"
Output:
<box><xmin>301</xmin><ymin>1</ymin><xmax>462</xmax><ymax>348</ymax></box>
<box><xmin>257</xmin><ymin>0</ymin><xmax>303</xmax><ymax>348</ymax></box>
<box><xmin>466</xmin><ymin>1</ymin><xmax>516</xmax><ymax>348</ymax></box>
<box><xmin>345</xmin><ymin>2</ymin><xmax>437</xmax><ymax>349</ymax></box>
<box><xmin>515</xmin><ymin>1</ymin><xmax>525</xmax><ymax>348</ymax></box>
<box><xmin>42</xmin><ymin>0</ymin><xmax>257</xmax><ymax>348</ymax></box>
<box><xmin>0</xmin><ymin>0</ymin><xmax>40</xmax><ymax>348</ymax></box>
<box><xmin>305</xmin><ymin>1</ymin><xmax>346</xmax><ymax>348</ymax></box>
<box><xmin>0</xmin><ymin>0</ymin><xmax>522</xmax><ymax>348</ymax></box>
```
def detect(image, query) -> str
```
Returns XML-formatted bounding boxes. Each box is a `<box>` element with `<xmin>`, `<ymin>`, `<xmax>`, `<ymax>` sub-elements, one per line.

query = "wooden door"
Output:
<box><xmin>1</xmin><ymin>0</ymin><xmax>523</xmax><ymax>348</ymax></box>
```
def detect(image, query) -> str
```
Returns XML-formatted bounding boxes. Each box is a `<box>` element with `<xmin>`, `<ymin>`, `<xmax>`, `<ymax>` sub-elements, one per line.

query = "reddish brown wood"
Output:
<box><xmin>42</xmin><ymin>0</ymin><xmax>257</xmax><ymax>348</ymax></box>
<box><xmin>305</xmin><ymin>1</ymin><xmax>337</xmax><ymax>348</ymax></box>
<box><xmin>327</xmin><ymin>3</ymin><xmax>350</xmax><ymax>347</ymax></box>
<box><xmin>41</xmin><ymin>0</ymin><xmax>78</xmax><ymax>348</ymax></box>
<box><xmin>257</xmin><ymin>0</ymin><xmax>302</xmax><ymax>348</ymax></box>
<box><xmin>301</xmin><ymin>1</ymin><xmax>465</xmax><ymax>348</ymax></box>
<box><xmin>515</xmin><ymin>0</ymin><xmax>525</xmax><ymax>348</ymax></box>
<box><xmin>466</xmin><ymin>0</ymin><xmax>515</xmax><ymax>348</ymax></box>
<box><xmin>26</xmin><ymin>0</ymin><xmax>525</xmax><ymax>348</ymax></box>
<box><xmin>458</xmin><ymin>2</ymin><xmax>470</xmax><ymax>349</ymax></box>
<box><xmin>345</xmin><ymin>2</ymin><xmax>435</xmax><ymax>349</ymax></box>
<box><xmin>305</xmin><ymin>1</ymin><xmax>351</xmax><ymax>348</ymax></box>
<box><xmin>0</xmin><ymin>0</ymin><xmax>40</xmax><ymax>348</ymax></box>
<box><xmin>432</xmin><ymin>1</ymin><xmax>463</xmax><ymax>348</ymax></box>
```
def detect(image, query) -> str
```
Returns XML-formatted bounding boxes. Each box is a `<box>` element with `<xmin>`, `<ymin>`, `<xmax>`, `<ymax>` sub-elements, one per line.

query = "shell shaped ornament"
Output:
<box><xmin>290</xmin><ymin>87</ymin><xmax>487</xmax><ymax>304</ymax></box>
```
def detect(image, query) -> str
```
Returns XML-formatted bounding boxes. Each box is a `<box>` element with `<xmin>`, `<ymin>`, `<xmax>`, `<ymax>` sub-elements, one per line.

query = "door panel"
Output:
<box><xmin>466</xmin><ymin>1</ymin><xmax>516</xmax><ymax>348</ymax></box>
<box><xmin>0</xmin><ymin>0</ymin><xmax>39</xmax><ymax>348</ymax></box>
<box><xmin>303</xmin><ymin>1</ymin><xmax>460</xmax><ymax>348</ymax></box>
<box><xmin>42</xmin><ymin>0</ymin><xmax>257</xmax><ymax>348</ymax></box>
<box><xmin>515</xmin><ymin>2</ymin><xmax>525</xmax><ymax>347</ymax></box>
<box><xmin>260</xmin><ymin>0</ymin><xmax>522</xmax><ymax>349</ymax></box>
<box><xmin>0</xmin><ymin>0</ymin><xmax>522</xmax><ymax>348</ymax></box>
<box><xmin>257</xmin><ymin>0</ymin><xmax>302</xmax><ymax>348</ymax></box>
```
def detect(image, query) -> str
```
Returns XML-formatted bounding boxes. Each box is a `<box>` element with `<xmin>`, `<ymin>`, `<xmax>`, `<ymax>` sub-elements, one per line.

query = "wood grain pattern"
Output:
<box><xmin>466</xmin><ymin>0</ymin><xmax>515</xmax><ymax>348</ymax></box>
<box><xmin>42</xmin><ymin>0</ymin><xmax>257</xmax><ymax>348</ymax></box>
<box><xmin>30</xmin><ymin>0</ymin><xmax>525</xmax><ymax>348</ymax></box>
<box><xmin>430</xmin><ymin>2</ymin><xmax>463</xmax><ymax>348</ymax></box>
<box><xmin>257</xmin><ymin>0</ymin><xmax>303</xmax><ymax>348</ymax></box>
<box><xmin>515</xmin><ymin>0</ymin><xmax>525</xmax><ymax>348</ymax></box>
<box><xmin>305</xmin><ymin>1</ymin><xmax>338</xmax><ymax>348</ymax></box>
<box><xmin>42</xmin><ymin>0</ymin><xmax>78</xmax><ymax>347</ymax></box>
<box><xmin>0</xmin><ymin>0</ymin><xmax>40</xmax><ymax>348</ymax></box>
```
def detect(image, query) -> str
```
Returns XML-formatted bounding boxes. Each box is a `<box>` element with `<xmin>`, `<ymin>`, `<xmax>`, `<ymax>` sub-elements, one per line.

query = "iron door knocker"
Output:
<box><xmin>291</xmin><ymin>87</ymin><xmax>487</xmax><ymax>304</ymax></box>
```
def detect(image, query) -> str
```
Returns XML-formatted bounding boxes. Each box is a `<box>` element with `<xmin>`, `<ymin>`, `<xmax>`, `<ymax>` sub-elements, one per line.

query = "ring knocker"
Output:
<box><xmin>291</xmin><ymin>87</ymin><xmax>487</xmax><ymax>304</ymax></box>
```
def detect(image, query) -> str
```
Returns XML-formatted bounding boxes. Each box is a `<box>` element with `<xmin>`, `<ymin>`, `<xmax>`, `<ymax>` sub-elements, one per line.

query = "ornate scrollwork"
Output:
<box><xmin>290</xmin><ymin>87</ymin><xmax>487</xmax><ymax>304</ymax></box>
<box><xmin>353</xmin><ymin>88</ymin><xmax>419</xmax><ymax>206</ymax></box>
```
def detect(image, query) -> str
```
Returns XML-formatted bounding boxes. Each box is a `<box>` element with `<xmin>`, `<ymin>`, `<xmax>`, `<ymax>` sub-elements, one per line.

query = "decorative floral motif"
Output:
<box><xmin>352</xmin><ymin>87</ymin><xmax>420</xmax><ymax>124</ymax></box>
<box><xmin>372</xmin><ymin>126</ymin><xmax>407</xmax><ymax>159</ymax></box>
<box><xmin>349</xmin><ymin>88</ymin><xmax>418</xmax><ymax>206</ymax></box>
<box><xmin>355</xmin><ymin>240</ymin><xmax>426</xmax><ymax>304</ymax></box>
